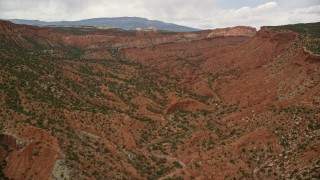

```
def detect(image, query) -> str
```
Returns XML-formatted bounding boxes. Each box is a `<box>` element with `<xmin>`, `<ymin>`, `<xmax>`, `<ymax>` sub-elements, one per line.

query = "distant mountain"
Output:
<box><xmin>8</xmin><ymin>17</ymin><xmax>200</xmax><ymax>32</ymax></box>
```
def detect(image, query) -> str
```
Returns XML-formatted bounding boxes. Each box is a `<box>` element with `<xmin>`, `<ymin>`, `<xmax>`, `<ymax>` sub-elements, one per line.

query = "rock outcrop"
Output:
<box><xmin>207</xmin><ymin>26</ymin><xmax>256</xmax><ymax>37</ymax></box>
<box><xmin>0</xmin><ymin>134</ymin><xmax>17</xmax><ymax>149</ymax></box>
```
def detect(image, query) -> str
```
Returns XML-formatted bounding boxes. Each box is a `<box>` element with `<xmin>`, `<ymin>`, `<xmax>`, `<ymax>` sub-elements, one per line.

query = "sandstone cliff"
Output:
<box><xmin>207</xmin><ymin>26</ymin><xmax>256</xmax><ymax>37</ymax></box>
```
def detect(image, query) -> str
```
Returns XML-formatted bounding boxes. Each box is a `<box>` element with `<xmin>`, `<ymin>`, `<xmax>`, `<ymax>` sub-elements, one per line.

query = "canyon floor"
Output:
<box><xmin>0</xmin><ymin>21</ymin><xmax>319</xmax><ymax>179</ymax></box>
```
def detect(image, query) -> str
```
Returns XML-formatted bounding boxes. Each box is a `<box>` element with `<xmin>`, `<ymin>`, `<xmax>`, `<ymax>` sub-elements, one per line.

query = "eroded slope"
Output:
<box><xmin>0</xmin><ymin>20</ymin><xmax>319</xmax><ymax>179</ymax></box>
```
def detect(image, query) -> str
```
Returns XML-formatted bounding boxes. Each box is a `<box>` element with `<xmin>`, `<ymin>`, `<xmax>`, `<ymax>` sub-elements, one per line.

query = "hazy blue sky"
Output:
<box><xmin>0</xmin><ymin>0</ymin><xmax>319</xmax><ymax>29</ymax></box>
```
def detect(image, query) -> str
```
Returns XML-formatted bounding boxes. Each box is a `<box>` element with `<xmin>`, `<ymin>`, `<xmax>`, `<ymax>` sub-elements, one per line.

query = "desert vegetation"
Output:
<box><xmin>0</xmin><ymin>20</ymin><xmax>319</xmax><ymax>179</ymax></box>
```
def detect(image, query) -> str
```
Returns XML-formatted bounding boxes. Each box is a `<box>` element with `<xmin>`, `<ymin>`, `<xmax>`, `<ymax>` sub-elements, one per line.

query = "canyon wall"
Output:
<box><xmin>207</xmin><ymin>26</ymin><xmax>256</xmax><ymax>37</ymax></box>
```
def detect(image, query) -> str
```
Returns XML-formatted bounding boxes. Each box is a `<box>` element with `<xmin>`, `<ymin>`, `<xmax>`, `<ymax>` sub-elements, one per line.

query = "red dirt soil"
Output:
<box><xmin>0</xmin><ymin>20</ymin><xmax>319</xmax><ymax>179</ymax></box>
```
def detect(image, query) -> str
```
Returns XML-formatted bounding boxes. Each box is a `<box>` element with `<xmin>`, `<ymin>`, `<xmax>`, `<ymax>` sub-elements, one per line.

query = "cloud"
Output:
<box><xmin>0</xmin><ymin>0</ymin><xmax>319</xmax><ymax>29</ymax></box>
<box><xmin>230</xmin><ymin>2</ymin><xmax>279</xmax><ymax>19</ymax></box>
<box><xmin>296</xmin><ymin>5</ymin><xmax>320</xmax><ymax>14</ymax></box>
<box><xmin>255</xmin><ymin>2</ymin><xmax>278</xmax><ymax>13</ymax></box>
<box><xmin>177</xmin><ymin>2</ymin><xmax>319</xmax><ymax>29</ymax></box>
<box><xmin>143</xmin><ymin>0</ymin><xmax>217</xmax><ymax>20</ymax></box>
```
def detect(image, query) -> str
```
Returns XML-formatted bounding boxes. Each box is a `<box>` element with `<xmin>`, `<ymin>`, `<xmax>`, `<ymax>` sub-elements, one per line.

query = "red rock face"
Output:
<box><xmin>0</xmin><ymin>128</ymin><xmax>58</xmax><ymax>180</ymax></box>
<box><xmin>60</xmin><ymin>30</ymin><xmax>209</xmax><ymax>48</ymax></box>
<box><xmin>207</xmin><ymin>26</ymin><xmax>257</xmax><ymax>37</ymax></box>
<box><xmin>0</xmin><ymin>20</ymin><xmax>53</xmax><ymax>37</ymax></box>
<box><xmin>0</xmin><ymin>134</ymin><xmax>17</xmax><ymax>149</ymax></box>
